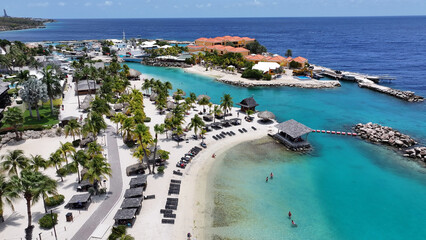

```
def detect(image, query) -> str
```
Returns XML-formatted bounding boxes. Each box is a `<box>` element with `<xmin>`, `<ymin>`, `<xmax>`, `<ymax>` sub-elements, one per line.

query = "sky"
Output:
<box><xmin>2</xmin><ymin>0</ymin><xmax>426</xmax><ymax>19</ymax></box>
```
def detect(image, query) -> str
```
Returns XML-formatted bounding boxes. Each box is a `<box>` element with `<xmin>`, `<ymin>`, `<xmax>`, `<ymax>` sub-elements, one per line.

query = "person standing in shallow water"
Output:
<box><xmin>266</xmin><ymin>176</ymin><xmax>268</xmax><ymax>182</ymax></box>
<box><xmin>270</xmin><ymin>172</ymin><xmax>273</xmax><ymax>179</ymax></box>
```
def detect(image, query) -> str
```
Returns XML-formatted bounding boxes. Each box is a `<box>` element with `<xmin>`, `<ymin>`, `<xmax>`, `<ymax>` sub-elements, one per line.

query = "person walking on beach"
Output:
<box><xmin>266</xmin><ymin>176</ymin><xmax>269</xmax><ymax>182</ymax></box>
<box><xmin>270</xmin><ymin>172</ymin><xmax>273</xmax><ymax>179</ymax></box>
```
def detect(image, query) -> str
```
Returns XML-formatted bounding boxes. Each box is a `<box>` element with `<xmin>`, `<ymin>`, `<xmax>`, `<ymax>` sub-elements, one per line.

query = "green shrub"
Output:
<box><xmin>289</xmin><ymin>60</ymin><xmax>302</xmax><ymax>69</ymax></box>
<box><xmin>108</xmin><ymin>225</ymin><xmax>127</xmax><ymax>240</ymax></box>
<box><xmin>38</xmin><ymin>213</ymin><xmax>58</xmax><ymax>229</ymax></box>
<box><xmin>7</xmin><ymin>88</ymin><xmax>18</xmax><ymax>96</ymax></box>
<box><xmin>124</xmin><ymin>140</ymin><xmax>136</xmax><ymax>148</ymax></box>
<box><xmin>263</xmin><ymin>74</ymin><xmax>272</xmax><ymax>80</ymax></box>
<box><xmin>143</xmin><ymin>117</ymin><xmax>151</xmax><ymax>122</ymax></box>
<box><xmin>45</xmin><ymin>195</ymin><xmax>65</xmax><ymax>207</ymax></box>
<box><xmin>157</xmin><ymin>166</ymin><xmax>165</xmax><ymax>173</ymax></box>
<box><xmin>56</xmin><ymin>167</ymin><xmax>68</xmax><ymax>177</ymax></box>
<box><xmin>72</xmin><ymin>139</ymin><xmax>81</xmax><ymax>147</ymax></box>
<box><xmin>241</xmin><ymin>69</ymin><xmax>264</xmax><ymax>80</ymax></box>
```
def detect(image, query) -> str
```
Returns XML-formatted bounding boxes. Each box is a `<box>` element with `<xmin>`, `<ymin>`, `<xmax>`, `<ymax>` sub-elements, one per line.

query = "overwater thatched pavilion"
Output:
<box><xmin>272</xmin><ymin>119</ymin><xmax>313</xmax><ymax>150</ymax></box>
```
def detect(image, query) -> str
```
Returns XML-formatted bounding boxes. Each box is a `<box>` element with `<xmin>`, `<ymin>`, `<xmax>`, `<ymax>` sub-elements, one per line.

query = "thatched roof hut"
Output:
<box><xmin>114</xmin><ymin>103</ymin><xmax>123</xmax><ymax>111</ymax></box>
<box><xmin>257</xmin><ymin>111</ymin><xmax>276</xmax><ymax>121</ymax></box>
<box><xmin>237</xmin><ymin>96</ymin><xmax>259</xmax><ymax>112</ymax></box>
<box><xmin>124</xmin><ymin>187</ymin><xmax>144</xmax><ymax>198</ymax></box>
<box><xmin>128</xmin><ymin>68</ymin><xmax>142</xmax><ymax>79</ymax></box>
<box><xmin>275</xmin><ymin>119</ymin><xmax>312</xmax><ymax>139</ymax></box>
<box><xmin>173</xmin><ymin>90</ymin><xmax>186</xmax><ymax>97</ymax></box>
<box><xmin>150</xmin><ymin>93</ymin><xmax>158</xmax><ymax>101</ymax></box>
<box><xmin>126</xmin><ymin>163</ymin><xmax>147</xmax><ymax>176</ymax></box>
<box><xmin>166</xmin><ymin>101</ymin><xmax>176</xmax><ymax>110</ymax></box>
<box><xmin>197</xmin><ymin>94</ymin><xmax>211</xmax><ymax>101</ymax></box>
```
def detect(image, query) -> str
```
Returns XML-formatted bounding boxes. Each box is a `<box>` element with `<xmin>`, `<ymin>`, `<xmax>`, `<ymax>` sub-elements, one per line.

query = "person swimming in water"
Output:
<box><xmin>288</xmin><ymin>211</ymin><xmax>292</xmax><ymax>219</ymax></box>
<box><xmin>270</xmin><ymin>172</ymin><xmax>273</xmax><ymax>179</ymax></box>
<box><xmin>266</xmin><ymin>176</ymin><xmax>269</xmax><ymax>182</ymax></box>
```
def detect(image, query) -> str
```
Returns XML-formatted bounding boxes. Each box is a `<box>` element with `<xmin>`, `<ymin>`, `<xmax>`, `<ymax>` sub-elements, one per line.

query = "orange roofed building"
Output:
<box><xmin>245</xmin><ymin>54</ymin><xmax>290</xmax><ymax>66</ymax></box>
<box><xmin>195</xmin><ymin>36</ymin><xmax>255</xmax><ymax>47</ymax></box>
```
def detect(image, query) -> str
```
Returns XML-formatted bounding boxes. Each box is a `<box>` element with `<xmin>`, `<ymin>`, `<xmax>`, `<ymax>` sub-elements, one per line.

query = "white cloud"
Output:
<box><xmin>196</xmin><ymin>3</ymin><xmax>212</xmax><ymax>8</ymax></box>
<box><xmin>206</xmin><ymin>3</ymin><xmax>212</xmax><ymax>7</ymax></box>
<box><xmin>98</xmin><ymin>1</ymin><xmax>113</xmax><ymax>7</ymax></box>
<box><xmin>250</xmin><ymin>0</ymin><xmax>263</xmax><ymax>6</ymax></box>
<box><xmin>84</xmin><ymin>2</ymin><xmax>92</xmax><ymax>7</ymax></box>
<box><xmin>58</xmin><ymin>2</ymin><xmax>65</xmax><ymax>6</ymax></box>
<box><xmin>28</xmin><ymin>2</ymin><xmax>49</xmax><ymax>7</ymax></box>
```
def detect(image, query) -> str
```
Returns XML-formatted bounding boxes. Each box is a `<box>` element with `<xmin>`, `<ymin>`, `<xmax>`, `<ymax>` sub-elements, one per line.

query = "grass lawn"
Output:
<box><xmin>23</xmin><ymin>105</ymin><xmax>59</xmax><ymax>127</ymax></box>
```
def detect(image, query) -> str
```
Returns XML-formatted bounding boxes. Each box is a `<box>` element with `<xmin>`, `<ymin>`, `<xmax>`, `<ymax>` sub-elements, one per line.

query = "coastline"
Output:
<box><xmin>176</xmin><ymin>126</ymin><xmax>272</xmax><ymax>239</ymax></box>
<box><xmin>183</xmin><ymin>64</ymin><xmax>341</xmax><ymax>89</ymax></box>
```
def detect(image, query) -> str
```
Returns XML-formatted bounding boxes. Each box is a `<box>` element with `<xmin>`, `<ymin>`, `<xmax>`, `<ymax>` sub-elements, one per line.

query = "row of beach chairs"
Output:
<box><xmin>162</xmin><ymin>179</ymin><xmax>181</xmax><ymax>224</ymax></box>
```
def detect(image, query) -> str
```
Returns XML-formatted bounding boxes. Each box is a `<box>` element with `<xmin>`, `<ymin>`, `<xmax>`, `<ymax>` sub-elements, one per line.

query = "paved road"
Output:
<box><xmin>71</xmin><ymin>126</ymin><xmax>123</xmax><ymax>240</ymax></box>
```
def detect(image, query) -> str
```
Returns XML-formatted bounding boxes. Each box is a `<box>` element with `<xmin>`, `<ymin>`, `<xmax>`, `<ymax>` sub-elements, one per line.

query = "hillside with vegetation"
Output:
<box><xmin>0</xmin><ymin>17</ymin><xmax>54</xmax><ymax>31</ymax></box>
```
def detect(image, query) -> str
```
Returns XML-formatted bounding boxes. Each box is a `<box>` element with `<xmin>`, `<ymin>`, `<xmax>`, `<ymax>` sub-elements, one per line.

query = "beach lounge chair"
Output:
<box><xmin>242</xmin><ymin>128</ymin><xmax>248</xmax><ymax>132</ymax></box>
<box><xmin>213</xmin><ymin>136</ymin><xmax>218</xmax><ymax>140</ymax></box>
<box><xmin>173</xmin><ymin>170</ymin><xmax>183</xmax><ymax>176</ymax></box>
<box><xmin>252</xmin><ymin>126</ymin><xmax>257</xmax><ymax>130</ymax></box>
<box><xmin>238</xmin><ymin>129</ymin><xmax>243</xmax><ymax>133</ymax></box>
<box><xmin>160</xmin><ymin>209</ymin><xmax>173</xmax><ymax>214</ymax></box>
<box><xmin>230</xmin><ymin>131</ymin><xmax>236</xmax><ymax>135</ymax></box>
<box><xmin>144</xmin><ymin>195</ymin><xmax>155</xmax><ymax>200</ymax></box>
<box><xmin>164</xmin><ymin>213</ymin><xmax>176</xmax><ymax>218</ymax></box>
<box><xmin>171</xmin><ymin>180</ymin><xmax>181</xmax><ymax>184</ymax></box>
<box><xmin>161</xmin><ymin>219</ymin><xmax>175</xmax><ymax>224</ymax></box>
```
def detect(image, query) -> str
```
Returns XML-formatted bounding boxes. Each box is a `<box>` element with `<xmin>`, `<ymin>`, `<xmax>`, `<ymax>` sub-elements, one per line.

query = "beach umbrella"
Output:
<box><xmin>150</xmin><ymin>93</ymin><xmax>158</xmax><ymax>101</ymax></box>
<box><xmin>173</xmin><ymin>90</ymin><xmax>186</xmax><ymax>97</ymax></box>
<box><xmin>197</xmin><ymin>94</ymin><xmax>211</xmax><ymax>101</ymax></box>
<box><xmin>166</xmin><ymin>101</ymin><xmax>176</xmax><ymax>110</ymax></box>
<box><xmin>257</xmin><ymin>111</ymin><xmax>276</xmax><ymax>121</ymax></box>
<box><xmin>128</xmin><ymin>68</ymin><xmax>142</xmax><ymax>78</ymax></box>
<box><xmin>114</xmin><ymin>103</ymin><xmax>123</xmax><ymax>111</ymax></box>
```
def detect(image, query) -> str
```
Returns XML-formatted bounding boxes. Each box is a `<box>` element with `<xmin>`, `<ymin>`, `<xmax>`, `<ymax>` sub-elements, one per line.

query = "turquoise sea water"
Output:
<box><xmin>126</xmin><ymin>63</ymin><xmax>426</xmax><ymax>239</ymax></box>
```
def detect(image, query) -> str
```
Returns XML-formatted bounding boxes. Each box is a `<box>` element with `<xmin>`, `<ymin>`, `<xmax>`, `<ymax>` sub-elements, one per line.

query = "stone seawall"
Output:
<box><xmin>358</xmin><ymin>81</ymin><xmax>424</xmax><ymax>102</ymax></box>
<box><xmin>216</xmin><ymin>78</ymin><xmax>341</xmax><ymax>89</ymax></box>
<box><xmin>354</xmin><ymin>122</ymin><xmax>425</xmax><ymax>165</ymax></box>
<box><xmin>142</xmin><ymin>59</ymin><xmax>191</xmax><ymax>68</ymax></box>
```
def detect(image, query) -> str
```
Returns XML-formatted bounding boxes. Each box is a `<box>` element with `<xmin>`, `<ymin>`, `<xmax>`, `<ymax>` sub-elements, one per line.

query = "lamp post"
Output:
<box><xmin>50</xmin><ymin>210</ymin><xmax>57</xmax><ymax>240</ymax></box>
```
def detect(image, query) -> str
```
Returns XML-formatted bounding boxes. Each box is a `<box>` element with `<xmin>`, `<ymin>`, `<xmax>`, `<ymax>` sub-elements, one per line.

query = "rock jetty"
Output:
<box><xmin>354</xmin><ymin>123</ymin><xmax>425</xmax><ymax>164</ymax></box>
<box><xmin>354</xmin><ymin>123</ymin><xmax>416</xmax><ymax>148</ymax></box>
<box><xmin>358</xmin><ymin>81</ymin><xmax>424</xmax><ymax>102</ymax></box>
<box><xmin>142</xmin><ymin>59</ymin><xmax>191</xmax><ymax>68</ymax></box>
<box><xmin>217</xmin><ymin>78</ymin><xmax>341</xmax><ymax>89</ymax></box>
<box><xmin>0</xmin><ymin>128</ymin><xmax>62</xmax><ymax>149</ymax></box>
<box><xmin>403</xmin><ymin>147</ymin><xmax>426</xmax><ymax>162</ymax></box>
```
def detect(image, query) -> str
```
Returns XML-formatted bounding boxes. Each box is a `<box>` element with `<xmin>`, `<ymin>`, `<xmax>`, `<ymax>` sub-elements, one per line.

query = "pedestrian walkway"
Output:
<box><xmin>71</xmin><ymin>126</ymin><xmax>122</xmax><ymax>240</ymax></box>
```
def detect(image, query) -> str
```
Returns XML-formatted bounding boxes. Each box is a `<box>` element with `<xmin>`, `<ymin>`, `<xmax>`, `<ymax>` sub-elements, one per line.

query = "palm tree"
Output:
<box><xmin>41</xmin><ymin>65</ymin><xmax>62</xmax><ymax>114</ymax></box>
<box><xmin>91</xmin><ymin>96</ymin><xmax>111</xmax><ymax>115</ymax></box>
<box><xmin>0</xmin><ymin>149</ymin><xmax>29</xmax><ymax>176</ymax></box>
<box><xmin>212</xmin><ymin>105</ymin><xmax>223</xmax><ymax>123</ymax></box>
<box><xmin>200</xmin><ymin>129</ymin><xmax>207</xmax><ymax>144</ymax></box>
<box><xmin>246</xmin><ymin>109</ymin><xmax>255</xmax><ymax>120</ymax></box>
<box><xmin>0</xmin><ymin>174</ymin><xmax>19</xmax><ymax>222</ymax></box>
<box><xmin>121</xmin><ymin>117</ymin><xmax>135</xmax><ymax>142</ymax></box>
<box><xmin>71</xmin><ymin>150</ymin><xmax>88</xmax><ymax>183</ymax></box>
<box><xmin>285</xmin><ymin>49</ymin><xmax>293</xmax><ymax>58</ymax></box>
<box><xmin>152</xmin><ymin>124</ymin><xmax>165</xmax><ymax>174</ymax></box>
<box><xmin>189</xmin><ymin>92</ymin><xmax>197</xmax><ymax>107</ymax></box>
<box><xmin>87</xmin><ymin>141</ymin><xmax>104</xmax><ymax>157</ymax></box>
<box><xmin>64</xmin><ymin>119</ymin><xmax>81</xmax><ymax>141</ymax></box>
<box><xmin>28</xmin><ymin>155</ymin><xmax>48</xmax><ymax>172</ymax></box>
<box><xmin>220</xmin><ymin>93</ymin><xmax>233</xmax><ymax>120</ymax></box>
<box><xmin>48</xmin><ymin>151</ymin><xmax>64</xmax><ymax>182</ymax></box>
<box><xmin>10</xmin><ymin>170</ymin><xmax>57</xmax><ymax>228</ymax></box>
<box><xmin>188</xmin><ymin>114</ymin><xmax>205</xmax><ymax>139</ymax></box>
<box><xmin>141</xmin><ymin>79</ymin><xmax>152</xmax><ymax>95</ymax></box>
<box><xmin>174</xmin><ymin>126</ymin><xmax>184</xmax><ymax>146</ymax></box>
<box><xmin>11</xmin><ymin>70</ymin><xmax>31</xmax><ymax>87</ymax></box>
<box><xmin>58</xmin><ymin>142</ymin><xmax>76</xmax><ymax>165</ymax></box>
<box><xmin>132</xmin><ymin>123</ymin><xmax>153</xmax><ymax>174</ymax></box>
<box><xmin>84</xmin><ymin>154</ymin><xmax>112</xmax><ymax>193</ymax></box>
<box><xmin>33</xmin><ymin>175</ymin><xmax>57</xmax><ymax>213</ymax></box>
<box><xmin>198</xmin><ymin>96</ymin><xmax>210</xmax><ymax>113</ymax></box>
<box><xmin>82</xmin><ymin>112</ymin><xmax>107</xmax><ymax>138</ymax></box>
<box><xmin>112</xmin><ymin>112</ymin><xmax>127</xmax><ymax>135</ymax></box>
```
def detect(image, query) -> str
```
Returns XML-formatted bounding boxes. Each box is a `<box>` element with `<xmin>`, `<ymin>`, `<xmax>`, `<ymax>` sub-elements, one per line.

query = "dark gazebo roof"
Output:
<box><xmin>129</xmin><ymin>175</ymin><xmax>147</xmax><ymax>188</ymax></box>
<box><xmin>113</xmin><ymin>208</ymin><xmax>137</xmax><ymax>220</ymax></box>
<box><xmin>275</xmin><ymin>119</ymin><xmax>313</xmax><ymax>138</ymax></box>
<box><xmin>126</xmin><ymin>163</ymin><xmax>147</xmax><ymax>176</ymax></box>
<box><xmin>76</xmin><ymin>80</ymin><xmax>100</xmax><ymax>92</ymax></box>
<box><xmin>67</xmin><ymin>193</ymin><xmax>91</xmax><ymax>204</ymax></box>
<box><xmin>236</xmin><ymin>96</ymin><xmax>259</xmax><ymax>108</ymax></box>
<box><xmin>78</xmin><ymin>179</ymin><xmax>92</xmax><ymax>188</ymax></box>
<box><xmin>121</xmin><ymin>197</ymin><xmax>143</xmax><ymax>209</ymax></box>
<box><xmin>124</xmin><ymin>187</ymin><xmax>144</xmax><ymax>198</ymax></box>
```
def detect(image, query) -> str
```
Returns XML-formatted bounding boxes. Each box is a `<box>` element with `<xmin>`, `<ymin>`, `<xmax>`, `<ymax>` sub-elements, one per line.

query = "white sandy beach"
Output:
<box><xmin>184</xmin><ymin>64</ymin><xmax>341</xmax><ymax>88</ymax></box>
<box><xmin>0</xmin><ymin>75</ymin><xmax>278</xmax><ymax>240</ymax></box>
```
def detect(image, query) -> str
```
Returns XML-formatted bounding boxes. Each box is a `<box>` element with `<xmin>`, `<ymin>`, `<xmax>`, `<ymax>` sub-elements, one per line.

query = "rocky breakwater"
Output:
<box><xmin>354</xmin><ymin>123</ymin><xmax>425</xmax><ymax>165</ymax></box>
<box><xmin>217</xmin><ymin>78</ymin><xmax>341</xmax><ymax>89</ymax></box>
<box><xmin>142</xmin><ymin>59</ymin><xmax>191</xmax><ymax>68</ymax></box>
<box><xmin>358</xmin><ymin>81</ymin><xmax>424</xmax><ymax>102</ymax></box>
<box><xmin>0</xmin><ymin>128</ymin><xmax>63</xmax><ymax>150</ymax></box>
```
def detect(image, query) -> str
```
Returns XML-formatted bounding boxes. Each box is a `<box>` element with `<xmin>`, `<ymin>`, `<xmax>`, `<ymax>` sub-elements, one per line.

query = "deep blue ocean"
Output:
<box><xmin>1</xmin><ymin>17</ymin><xmax>425</xmax><ymax>239</ymax></box>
